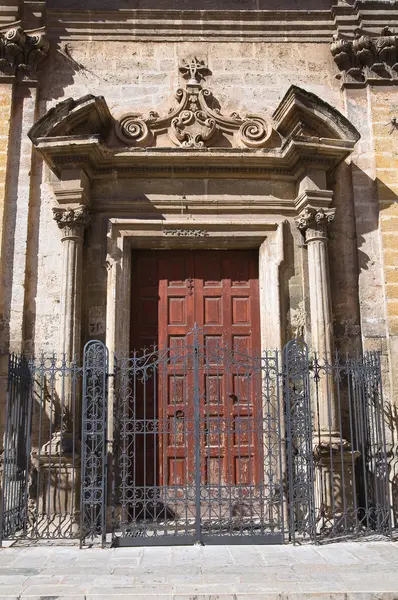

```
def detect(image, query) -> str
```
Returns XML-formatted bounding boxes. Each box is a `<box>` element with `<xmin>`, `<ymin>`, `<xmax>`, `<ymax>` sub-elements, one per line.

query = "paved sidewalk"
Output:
<box><xmin>0</xmin><ymin>541</ymin><xmax>398</xmax><ymax>599</ymax></box>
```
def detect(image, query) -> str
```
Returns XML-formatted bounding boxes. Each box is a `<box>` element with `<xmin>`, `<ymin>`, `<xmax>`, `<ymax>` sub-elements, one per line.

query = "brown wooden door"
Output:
<box><xmin>130</xmin><ymin>250</ymin><xmax>261</xmax><ymax>489</ymax></box>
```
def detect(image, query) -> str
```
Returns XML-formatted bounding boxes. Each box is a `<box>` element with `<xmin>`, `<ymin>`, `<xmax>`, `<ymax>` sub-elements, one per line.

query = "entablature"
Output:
<box><xmin>28</xmin><ymin>63</ymin><xmax>360</xmax><ymax>219</ymax></box>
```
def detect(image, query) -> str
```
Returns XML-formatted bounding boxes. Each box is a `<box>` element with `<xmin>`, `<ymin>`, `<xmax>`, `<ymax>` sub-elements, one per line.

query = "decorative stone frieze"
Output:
<box><xmin>295</xmin><ymin>208</ymin><xmax>336</xmax><ymax>242</ymax></box>
<box><xmin>331</xmin><ymin>27</ymin><xmax>398</xmax><ymax>87</ymax></box>
<box><xmin>115</xmin><ymin>59</ymin><xmax>273</xmax><ymax>150</ymax></box>
<box><xmin>53</xmin><ymin>205</ymin><xmax>90</xmax><ymax>239</ymax></box>
<box><xmin>162</xmin><ymin>228</ymin><xmax>209</xmax><ymax>237</ymax></box>
<box><xmin>0</xmin><ymin>25</ymin><xmax>49</xmax><ymax>79</ymax></box>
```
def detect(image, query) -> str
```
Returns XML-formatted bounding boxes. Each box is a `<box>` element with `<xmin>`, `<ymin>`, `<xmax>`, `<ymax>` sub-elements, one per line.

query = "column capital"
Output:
<box><xmin>295</xmin><ymin>207</ymin><xmax>336</xmax><ymax>243</ymax></box>
<box><xmin>53</xmin><ymin>205</ymin><xmax>90</xmax><ymax>240</ymax></box>
<box><xmin>0</xmin><ymin>25</ymin><xmax>49</xmax><ymax>82</ymax></box>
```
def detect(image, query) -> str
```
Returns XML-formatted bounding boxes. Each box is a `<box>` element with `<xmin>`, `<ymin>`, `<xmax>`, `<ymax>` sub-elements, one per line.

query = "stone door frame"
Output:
<box><xmin>105</xmin><ymin>217</ymin><xmax>286</xmax><ymax>362</ymax></box>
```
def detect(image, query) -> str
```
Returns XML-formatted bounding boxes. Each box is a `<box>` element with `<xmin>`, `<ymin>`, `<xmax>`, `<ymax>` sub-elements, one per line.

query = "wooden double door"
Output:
<box><xmin>131</xmin><ymin>250</ymin><xmax>262</xmax><ymax>490</ymax></box>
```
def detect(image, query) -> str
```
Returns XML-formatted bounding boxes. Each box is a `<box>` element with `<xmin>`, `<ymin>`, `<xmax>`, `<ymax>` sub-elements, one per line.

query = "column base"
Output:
<box><xmin>33</xmin><ymin>432</ymin><xmax>81</xmax><ymax>537</ymax></box>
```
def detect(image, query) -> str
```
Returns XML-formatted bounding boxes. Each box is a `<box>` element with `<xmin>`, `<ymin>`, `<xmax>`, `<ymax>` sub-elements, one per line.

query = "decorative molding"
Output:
<box><xmin>296</xmin><ymin>207</ymin><xmax>335</xmax><ymax>242</ymax></box>
<box><xmin>331</xmin><ymin>27</ymin><xmax>398</xmax><ymax>87</ymax></box>
<box><xmin>43</xmin><ymin>5</ymin><xmax>398</xmax><ymax>43</ymax></box>
<box><xmin>162</xmin><ymin>228</ymin><xmax>209</xmax><ymax>237</ymax></box>
<box><xmin>0</xmin><ymin>25</ymin><xmax>49</xmax><ymax>79</ymax></box>
<box><xmin>115</xmin><ymin>61</ymin><xmax>273</xmax><ymax>150</ymax></box>
<box><xmin>53</xmin><ymin>205</ymin><xmax>90</xmax><ymax>238</ymax></box>
<box><xmin>29</xmin><ymin>82</ymin><xmax>360</xmax><ymax>181</ymax></box>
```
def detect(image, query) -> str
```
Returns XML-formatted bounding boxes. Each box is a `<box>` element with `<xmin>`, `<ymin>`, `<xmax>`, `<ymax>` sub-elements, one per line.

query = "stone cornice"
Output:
<box><xmin>41</xmin><ymin>4</ymin><xmax>398</xmax><ymax>43</ymax></box>
<box><xmin>32</xmin><ymin>135</ymin><xmax>357</xmax><ymax>181</ymax></box>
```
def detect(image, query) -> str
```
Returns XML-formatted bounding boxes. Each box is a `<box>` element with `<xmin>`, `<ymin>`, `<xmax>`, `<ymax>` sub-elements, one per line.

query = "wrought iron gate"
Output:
<box><xmin>1</xmin><ymin>334</ymin><xmax>392</xmax><ymax>547</ymax></box>
<box><xmin>110</xmin><ymin>326</ymin><xmax>286</xmax><ymax>546</ymax></box>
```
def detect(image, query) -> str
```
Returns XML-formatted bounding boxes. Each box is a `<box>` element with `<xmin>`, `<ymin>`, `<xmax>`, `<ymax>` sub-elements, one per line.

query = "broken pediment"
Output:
<box><xmin>272</xmin><ymin>85</ymin><xmax>360</xmax><ymax>144</ymax></box>
<box><xmin>28</xmin><ymin>94</ymin><xmax>112</xmax><ymax>143</ymax></box>
<box><xmin>28</xmin><ymin>60</ymin><xmax>360</xmax><ymax>179</ymax></box>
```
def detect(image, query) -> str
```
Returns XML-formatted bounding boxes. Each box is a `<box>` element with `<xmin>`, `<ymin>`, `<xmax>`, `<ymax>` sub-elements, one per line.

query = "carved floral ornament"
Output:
<box><xmin>0</xmin><ymin>25</ymin><xmax>49</xmax><ymax>79</ymax></box>
<box><xmin>115</xmin><ymin>58</ymin><xmax>273</xmax><ymax>150</ymax></box>
<box><xmin>331</xmin><ymin>27</ymin><xmax>398</xmax><ymax>84</ymax></box>
<box><xmin>53</xmin><ymin>206</ymin><xmax>90</xmax><ymax>236</ymax></box>
<box><xmin>295</xmin><ymin>208</ymin><xmax>335</xmax><ymax>241</ymax></box>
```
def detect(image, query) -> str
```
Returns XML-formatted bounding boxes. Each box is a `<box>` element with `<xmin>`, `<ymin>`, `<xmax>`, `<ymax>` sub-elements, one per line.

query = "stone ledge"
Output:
<box><xmin>42</xmin><ymin>5</ymin><xmax>398</xmax><ymax>42</ymax></box>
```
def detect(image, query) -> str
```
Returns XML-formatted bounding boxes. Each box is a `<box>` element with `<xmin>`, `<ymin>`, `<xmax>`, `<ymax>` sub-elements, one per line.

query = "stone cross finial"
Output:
<box><xmin>179</xmin><ymin>57</ymin><xmax>208</xmax><ymax>84</ymax></box>
<box><xmin>295</xmin><ymin>207</ymin><xmax>335</xmax><ymax>242</ymax></box>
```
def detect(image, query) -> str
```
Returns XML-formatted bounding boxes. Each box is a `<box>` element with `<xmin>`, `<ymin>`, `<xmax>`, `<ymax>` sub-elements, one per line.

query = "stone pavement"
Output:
<box><xmin>0</xmin><ymin>541</ymin><xmax>398</xmax><ymax>599</ymax></box>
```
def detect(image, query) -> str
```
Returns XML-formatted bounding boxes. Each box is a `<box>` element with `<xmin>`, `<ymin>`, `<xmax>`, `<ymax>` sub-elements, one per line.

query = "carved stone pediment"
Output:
<box><xmin>114</xmin><ymin>80</ymin><xmax>275</xmax><ymax>150</ymax></box>
<box><xmin>29</xmin><ymin>94</ymin><xmax>112</xmax><ymax>144</ymax></box>
<box><xmin>28</xmin><ymin>62</ymin><xmax>360</xmax><ymax>180</ymax></box>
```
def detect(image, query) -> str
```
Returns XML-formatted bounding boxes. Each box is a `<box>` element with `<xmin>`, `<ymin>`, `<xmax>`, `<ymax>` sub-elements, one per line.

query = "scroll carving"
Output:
<box><xmin>115</xmin><ymin>58</ymin><xmax>273</xmax><ymax>150</ymax></box>
<box><xmin>0</xmin><ymin>26</ymin><xmax>49</xmax><ymax>79</ymax></box>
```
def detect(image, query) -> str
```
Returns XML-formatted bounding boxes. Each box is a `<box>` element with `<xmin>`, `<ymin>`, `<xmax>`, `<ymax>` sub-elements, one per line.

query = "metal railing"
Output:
<box><xmin>0</xmin><ymin>334</ymin><xmax>393</xmax><ymax>547</ymax></box>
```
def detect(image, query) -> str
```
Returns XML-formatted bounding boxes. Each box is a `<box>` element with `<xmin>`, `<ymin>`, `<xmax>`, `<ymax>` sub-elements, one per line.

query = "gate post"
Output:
<box><xmin>81</xmin><ymin>341</ymin><xmax>108</xmax><ymax>547</ymax></box>
<box><xmin>283</xmin><ymin>339</ymin><xmax>315</xmax><ymax>543</ymax></box>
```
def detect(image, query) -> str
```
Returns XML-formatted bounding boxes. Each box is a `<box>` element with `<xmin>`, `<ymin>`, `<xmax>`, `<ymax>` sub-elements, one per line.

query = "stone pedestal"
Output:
<box><xmin>36</xmin><ymin>431</ymin><xmax>81</xmax><ymax>537</ymax></box>
<box><xmin>314</xmin><ymin>447</ymin><xmax>360</xmax><ymax>533</ymax></box>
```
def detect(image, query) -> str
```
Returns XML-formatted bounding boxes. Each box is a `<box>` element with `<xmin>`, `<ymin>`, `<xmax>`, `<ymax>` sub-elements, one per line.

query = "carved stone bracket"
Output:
<box><xmin>295</xmin><ymin>207</ymin><xmax>335</xmax><ymax>242</ymax></box>
<box><xmin>53</xmin><ymin>205</ymin><xmax>90</xmax><ymax>238</ymax></box>
<box><xmin>331</xmin><ymin>27</ymin><xmax>398</xmax><ymax>87</ymax></box>
<box><xmin>0</xmin><ymin>25</ymin><xmax>49</xmax><ymax>79</ymax></box>
<box><xmin>115</xmin><ymin>59</ymin><xmax>273</xmax><ymax>150</ymax></box>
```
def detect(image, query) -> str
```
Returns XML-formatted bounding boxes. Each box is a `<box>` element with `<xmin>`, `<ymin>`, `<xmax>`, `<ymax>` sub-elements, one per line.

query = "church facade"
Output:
<box><xmin>0</xmin><ymin>0</ymin><xmax>397</xmax><ymax>544</ymax></box>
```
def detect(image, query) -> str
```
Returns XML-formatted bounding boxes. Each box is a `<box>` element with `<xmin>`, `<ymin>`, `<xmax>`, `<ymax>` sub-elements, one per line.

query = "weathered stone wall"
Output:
<box><xmin>32</xmin><ymin>39</ymin><xmax>344</xmax><ymax>356</ymax></box>
<box><xmin>0</xmin><ymin>1</ymin><xmax>395</xmax><ymax>404</ymax></box>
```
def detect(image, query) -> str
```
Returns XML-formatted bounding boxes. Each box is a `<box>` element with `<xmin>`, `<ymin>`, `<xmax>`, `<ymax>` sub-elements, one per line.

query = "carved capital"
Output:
<box><xmin>0</xmin><ymin>25</ymin><xmax>49</xmax><ymax>79</ymax></box>
<box><xmin>295</xmin><ymin>208</ymin><xmax>335</xmax><ymax>242</ymax></box>
<box><xmin>331</xmin><ymin>28</ymin><xmax>398</xmax><ymax>87</ymax></box>
<box><xmin>53</xmin><ymin>205</ymin><xmax>90</xmax><ymax>239</ymax></box>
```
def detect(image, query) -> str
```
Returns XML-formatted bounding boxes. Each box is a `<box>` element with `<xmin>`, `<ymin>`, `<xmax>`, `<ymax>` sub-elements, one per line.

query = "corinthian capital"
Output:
<box><xmin>0</xmin><ymin>26</ymin><xmax>49</xmax><ymax>79</ymax></box>
<box><xmin>53</xmin><ymin>205</ymin><xmax>90</xmax><ymax>239</ymax></box>
<box><xmin>295</xmin><ymin>207</ymin><xmax>335</xmax><ymax>242</ymax></box>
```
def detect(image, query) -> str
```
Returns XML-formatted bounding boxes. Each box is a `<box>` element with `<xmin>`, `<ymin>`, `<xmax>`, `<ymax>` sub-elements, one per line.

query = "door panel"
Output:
<box><xmin>130</xmin><ymin>250</ymin><xmax>260</xmax><ymax>489</ymax></box>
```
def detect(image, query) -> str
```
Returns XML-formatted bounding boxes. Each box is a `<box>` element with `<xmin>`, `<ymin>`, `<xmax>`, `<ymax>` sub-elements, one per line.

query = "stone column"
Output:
<box><xmin>296</xmin><ymin>207</ymin><xmax>337</xmax><ymax>438</ymax></box>
<box><xmin>36</xmin><ymin>205</ymin><xmax>90</xmax><ymax>527</ymax></box>
<box><xmin>53</xmin><ymin>205</ymin><xmax>90</xmax><ymax>365</ymax></box>
<box><xmin>296</xmin><ymin>207</ymin><xmax>359</xmax><ymax>529</ymax></box>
